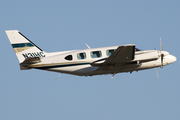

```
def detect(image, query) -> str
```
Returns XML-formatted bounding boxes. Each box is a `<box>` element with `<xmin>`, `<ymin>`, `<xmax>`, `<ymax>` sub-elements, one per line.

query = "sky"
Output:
<box><xmin>0</xmin><ymin>0</ymin><xmax>180</xmax><ymax>120</ymax></box>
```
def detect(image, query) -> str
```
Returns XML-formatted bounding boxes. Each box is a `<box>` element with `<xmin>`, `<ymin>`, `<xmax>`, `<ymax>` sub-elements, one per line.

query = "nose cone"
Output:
<box><xmin>165</xmin><ymin>54</ymin><xmax>177</xmax><ymax>64</ymax></box>
<box><xmin>170</xmin><ymin>55</ymin><xmax>177</xmax><ymax>63</ymax></box>
<box><xmin>172</xmin><ymin>55</ymin><xmax>177</xmax><ymax>63</ymax></box>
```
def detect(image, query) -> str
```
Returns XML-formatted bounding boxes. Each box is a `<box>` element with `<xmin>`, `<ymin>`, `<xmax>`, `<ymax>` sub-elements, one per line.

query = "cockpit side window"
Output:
<box><xmin>77</xmin><ymin>52</ymin><xmax>86</xmax><ymax>60</ymax></box>
<box><xmin>65</xmin><ymin>55</ymin><xmax>73</xmax><ymax>61</ymax></box>
<box><xmin>91</xmin><ymin>51</ymin><xmax>102</xmax><ymax>58</ymax></box>
<box><xmin>106</xmin><ymin>49</ymin><xmax>115</xmax><ymax>56</ymax></box>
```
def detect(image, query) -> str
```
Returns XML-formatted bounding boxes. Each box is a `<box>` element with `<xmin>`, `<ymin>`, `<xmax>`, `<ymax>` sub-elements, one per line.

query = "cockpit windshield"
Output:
<box><xmin>135</xmin><ymin>48</ymin><xmax>141</xmax><ymax>51</ymax></box>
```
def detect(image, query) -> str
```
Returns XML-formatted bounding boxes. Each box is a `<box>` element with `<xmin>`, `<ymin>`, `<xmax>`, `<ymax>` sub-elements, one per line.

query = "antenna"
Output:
<box><xmin>56</xmin><ymin>73</ymin><xmax>62</xmax><ymax>80</ymax></box>
<box><xmin>85</xmin><ymin>43</ymin><xmax>91</xmax><ymax>49</ymax></box>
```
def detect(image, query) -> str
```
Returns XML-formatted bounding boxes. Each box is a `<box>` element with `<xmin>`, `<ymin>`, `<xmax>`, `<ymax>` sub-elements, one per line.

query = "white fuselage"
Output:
<box><xmin>29</xmin><ymin>46</ymin><xmax>177</xmax><ymax>76</ymax></box>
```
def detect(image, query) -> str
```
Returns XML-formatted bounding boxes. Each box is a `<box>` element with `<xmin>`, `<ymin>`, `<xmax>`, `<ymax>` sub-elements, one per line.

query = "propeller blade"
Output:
<box><xmin>160</xmin><ymin>37</ymin><xmax>163</xmax><ymax>51</ymax></box>
<box><xmin>155</xmin><ymin>68</ymin><xmax>158</xmax><ymax>78</ymax></box>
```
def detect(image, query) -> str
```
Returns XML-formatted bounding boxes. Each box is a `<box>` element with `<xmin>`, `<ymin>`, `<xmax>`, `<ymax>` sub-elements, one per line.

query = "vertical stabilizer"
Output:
<box><xmin>6</xmin><ymin>30</ymin><xmax>46</xmax><ymax>63</ymax></box>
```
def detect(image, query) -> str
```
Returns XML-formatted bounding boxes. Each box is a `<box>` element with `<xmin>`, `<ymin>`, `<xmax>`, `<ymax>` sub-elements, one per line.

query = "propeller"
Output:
<box><xmin>155</xmin><ymin>37</ymin><xmax>164</xmax><ymax>78</ymax></box>
<box><xmin>160</xmin><ymin>37</ymin><xmax>164</xmax><ymax>68</ymax></box>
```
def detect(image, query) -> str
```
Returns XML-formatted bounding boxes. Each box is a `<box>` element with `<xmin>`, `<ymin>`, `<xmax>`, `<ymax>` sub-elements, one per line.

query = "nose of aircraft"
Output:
<box><xmin>165</xmin><ymin>54</ymin><xmax>177</xmax><ymax>64</ymax></box>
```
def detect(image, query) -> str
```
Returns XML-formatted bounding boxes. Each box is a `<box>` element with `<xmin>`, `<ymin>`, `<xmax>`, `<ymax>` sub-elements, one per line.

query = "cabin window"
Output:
<box><xmin>65</xmin><ymin>55</ymin><xmax>73</xmax><ymax>61</ymax></box>
<box><xmin>77</xmin><ymin>52</ymin><xmax>86</xmax><ymax>60</ymax></box>
<box><xmin>91</xmin><ymin>51</ymin><xmax>102</xmax><ymax>58</ymax></box>
<box><xmin>106</xmin><ymin>49</ymin><xmax>115</xmax><ymax>56</ymax></box>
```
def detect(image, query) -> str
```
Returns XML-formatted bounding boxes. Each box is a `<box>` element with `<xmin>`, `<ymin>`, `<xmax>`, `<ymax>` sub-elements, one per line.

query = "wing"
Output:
<box><xmin>104</xmin><ymin>44</ymin><xmax>135</xmax><ymax>64</ymax></box>
<box><xmin>90</xmin><ymin>44</ymin><xmax>135</xmax><ymax>69</ymax></box>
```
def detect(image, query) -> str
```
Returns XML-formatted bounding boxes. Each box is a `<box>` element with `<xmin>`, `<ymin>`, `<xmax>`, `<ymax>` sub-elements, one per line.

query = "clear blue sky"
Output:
<box><xmin>0</xmin><ymin>0</ymin><xmax>179</xmax><ymax>120</ymax></box>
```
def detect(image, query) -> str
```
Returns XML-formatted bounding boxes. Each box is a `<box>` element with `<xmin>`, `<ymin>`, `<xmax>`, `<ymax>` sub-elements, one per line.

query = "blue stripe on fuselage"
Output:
<box><xmin>34</xmin><ymin>62</ymin><xmax>90</xmax><ymax>69</ymax></box>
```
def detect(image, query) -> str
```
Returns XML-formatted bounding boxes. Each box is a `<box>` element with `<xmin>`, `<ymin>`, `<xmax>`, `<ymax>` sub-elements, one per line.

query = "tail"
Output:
<box><xmin>6</xmin><ymin>30</ymin><xmax>46</xmax><ymax>69</ymax></box>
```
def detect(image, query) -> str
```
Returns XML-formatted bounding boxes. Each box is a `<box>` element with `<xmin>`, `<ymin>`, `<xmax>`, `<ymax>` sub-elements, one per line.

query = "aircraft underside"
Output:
<box><xmin>34</xmin><ymin>58</ymin><xmax>169</xmax><ymax>76</ymax></box>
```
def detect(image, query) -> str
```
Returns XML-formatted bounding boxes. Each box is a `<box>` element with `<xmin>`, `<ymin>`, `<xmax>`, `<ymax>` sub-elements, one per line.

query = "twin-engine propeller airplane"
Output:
<box><xmin>6</xmin><ymin>30</ymin><xmax>177</xmax><ymax>77</ymax></box>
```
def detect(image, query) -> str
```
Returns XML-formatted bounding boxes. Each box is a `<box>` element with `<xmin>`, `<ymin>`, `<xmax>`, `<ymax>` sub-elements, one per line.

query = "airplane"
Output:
<box><xmin>6</xmin><ymin>30</ymin><xmax>177</xmax><ymax>77</ymax></box>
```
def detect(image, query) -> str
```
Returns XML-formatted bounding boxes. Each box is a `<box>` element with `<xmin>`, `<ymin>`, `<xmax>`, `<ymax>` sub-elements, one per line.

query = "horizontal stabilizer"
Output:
<box><xmin>20</xmin><ymin>57</ymin><xmax>41</xmax><ymax>68</ymax></box>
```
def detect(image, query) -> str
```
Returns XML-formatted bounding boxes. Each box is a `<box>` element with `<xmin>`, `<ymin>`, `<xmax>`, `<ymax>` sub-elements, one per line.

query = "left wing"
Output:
<box><xmin>91</xmin><ymin>44</ymin><xmax>135</xmax><ymax>68</ymax></box>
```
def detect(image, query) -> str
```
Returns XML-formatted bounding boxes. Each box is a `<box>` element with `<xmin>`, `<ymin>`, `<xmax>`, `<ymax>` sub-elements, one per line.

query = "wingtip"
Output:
<box><xmin>125</xmin><ymin>44</ymin><xmax>135</xmax><ymax>47</ymax></box>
